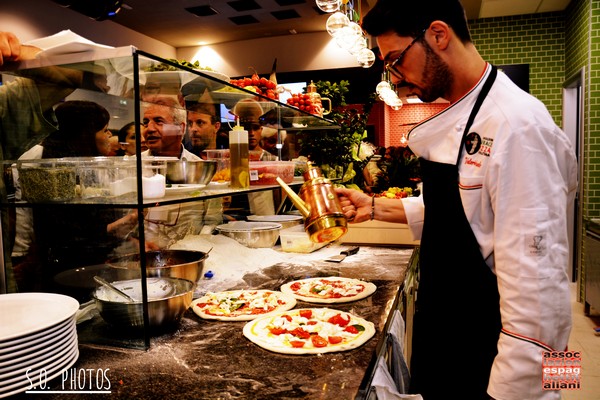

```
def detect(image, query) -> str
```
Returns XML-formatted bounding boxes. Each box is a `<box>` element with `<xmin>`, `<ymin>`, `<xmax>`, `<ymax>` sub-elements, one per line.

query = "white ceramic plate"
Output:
<box><xmin>208</xmin><ymin>90</ymin><xmax>256</xmax><ymax>108</ymax></box>
<box><xmin>165</xmin><ymin>184</ymin><xmax>206</xmax><ymax>194</ymax></box>
<box><xmin>0</xmin><ymin>326</ymin><xmax>76</xmax><ymax>374</ymax></box>
<box><xmin>0</xmin><ymin>317</ymin><xmax>71</xmax><ymax>352</ymax></box>
<box><xmin>0</xmin><ymin>331</ymin><xmax>77</xmax><ymax>382</ymax></box>
<box><xmin>0</xmin><ymin>320</ymin><xmax>74</xmax><ymax>362</ymax></box>
<box><xmin>208</xmin><ymin>181</ymin><xmax>229</xmax><ymax>187</ymax></box>
<box><xmin>0</xmin><ymin>346</ymin><xmax>79</xmax><ymax>398</ymax></box>
<box><xmin>0</xmin><ymin>293</ymin><xmax>79</xmax><ymax>342</ymax></box>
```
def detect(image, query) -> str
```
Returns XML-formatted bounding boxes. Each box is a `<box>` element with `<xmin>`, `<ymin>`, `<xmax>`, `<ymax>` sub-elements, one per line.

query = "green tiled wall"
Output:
<box><xmin>469</xmin><ymin>13</ymin><xmax>565</xmax><ymax>126</ymax></box>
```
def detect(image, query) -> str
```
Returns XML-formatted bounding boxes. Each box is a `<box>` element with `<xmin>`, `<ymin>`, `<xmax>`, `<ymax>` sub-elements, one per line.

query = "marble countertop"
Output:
<box><xmin>15</xmin><ymin>245</ymin><xmax>415</xmax><ymax>400</ymax></box>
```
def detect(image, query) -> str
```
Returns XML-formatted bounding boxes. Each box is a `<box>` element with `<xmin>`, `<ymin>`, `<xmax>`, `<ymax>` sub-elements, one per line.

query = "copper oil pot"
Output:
<box><xmin>276</xmin><ymin>163</ymin><xmax>347</xmax><ymax>243</ymax></box>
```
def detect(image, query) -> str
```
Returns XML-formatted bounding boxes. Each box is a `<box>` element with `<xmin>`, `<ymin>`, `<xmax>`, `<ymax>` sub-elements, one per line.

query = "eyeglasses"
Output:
<box><xmin>385</xmin><ymin>29</ymin><xmax>427</xmax><ymax>81</ymax></box>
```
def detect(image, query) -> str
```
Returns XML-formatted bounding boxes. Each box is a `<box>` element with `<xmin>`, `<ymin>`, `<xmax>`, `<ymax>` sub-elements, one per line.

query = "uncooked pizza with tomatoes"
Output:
<box><xmin>242</xmin><ymin>308</ymin><xmax>376</xmax><ymax>354</ymax></box>
<box><xmin>191</xmin><ymin>290</ymin><xmax>297</xmax><ymax>321</ymax></box>
<box><xmin>279</xmin><ymin>276</ymin><xmax>377</xmax><ymax>304</ymax></box>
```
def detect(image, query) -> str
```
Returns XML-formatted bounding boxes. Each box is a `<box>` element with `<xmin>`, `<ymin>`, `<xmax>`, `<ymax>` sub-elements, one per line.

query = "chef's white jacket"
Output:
<box><xmin>403</xmin><ymin>64</ymin><xmax>578</xmax><ymax>400</ymax></box>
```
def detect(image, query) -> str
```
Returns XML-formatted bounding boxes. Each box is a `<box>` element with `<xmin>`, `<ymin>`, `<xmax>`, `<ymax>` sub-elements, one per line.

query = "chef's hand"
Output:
<box><xmin>335</xmin><ymin>187</ymin><xmax>373</xmax><ymax>223</ymax></box>
<box><xmin>0</xmin><ymin>32</ymin><xmax>39</xmax><ymax>66</ymax></box>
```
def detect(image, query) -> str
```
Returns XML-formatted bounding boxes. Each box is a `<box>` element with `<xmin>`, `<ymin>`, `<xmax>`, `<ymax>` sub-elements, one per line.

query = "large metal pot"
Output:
<box><xmin>166</xmin><ymin>159</ymin><xmax>217</xmax><ymax>184</ymax></box>
<box><xmin>216</xmin><ymin>221</ymin><xmax>281</xmax><ymax>248</ymax></box>
<box><xmin>108</xmin><ymin>250</ymin><xmax>208</xmax><ymax>283</ymax></box>
<box><xmin>92</xmin><ymin>277</ymin><xmax>194</xmax><ymax>329</ymax></box>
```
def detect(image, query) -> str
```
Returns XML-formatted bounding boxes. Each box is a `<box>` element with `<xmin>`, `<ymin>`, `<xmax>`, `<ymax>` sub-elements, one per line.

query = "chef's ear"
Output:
<box><xmin>428</xmin><ymin>21</ymin><xmax>451</xmax><ymax>50</ymax></box>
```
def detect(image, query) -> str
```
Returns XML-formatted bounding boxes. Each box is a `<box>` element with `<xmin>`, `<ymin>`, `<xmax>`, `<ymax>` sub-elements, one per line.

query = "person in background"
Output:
<box><xmin>41</xmin><ymin>100</ymin><xmax>113</xmax><ymax>158</ymax></box>
<box><xmin>230</xmin><ymin>99</ymin><xmax>276</xmax><ymax>215</ymax></box>
<box><xmin>117</xmin><ymin>121</ymin><xmax>146</xmax><ymax>156</ymax></box>
<box><xmin>260</xmin><ymin>128</ymin><xmax>288</xmax><ymax>160</ymax></box>
<box><xmin>335</xmin><ymin>1</ymin><xmax>577</xmax><ymax>399</ymax></box>
<box><xmin>233</xmin><ymin>99</ymin><xmax>265</xmax><ymax>153</ymax></box>
<box><xmin>140</xmin><ymin>95</ymin><xmax>222</xmax><ymax>248</ymax></box>
<box><xmin>12</xmin><ymin>101</ymin><xmax>121</xmax><ymax>291</ymax></box>
<box><xmin>185</xmin><ymin>102</ymin><xmax>221</xmax><ymax>157</ymax></box>
<box><xmin>0</xmin><ymin>31</ymin><xmax>111</xmax><ymax>292</ymax></box>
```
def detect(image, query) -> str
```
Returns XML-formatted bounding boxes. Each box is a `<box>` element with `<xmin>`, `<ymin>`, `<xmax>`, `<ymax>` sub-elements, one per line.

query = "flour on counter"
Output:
<box><xmin>170</xmin><ymin>234</ymin><xmax>363</xmax><ymax>296</ymax></box>
<box><xmin>170</xmin><ymin>234</ymin><xmax>288</xmax><ymax>282</ymax></box>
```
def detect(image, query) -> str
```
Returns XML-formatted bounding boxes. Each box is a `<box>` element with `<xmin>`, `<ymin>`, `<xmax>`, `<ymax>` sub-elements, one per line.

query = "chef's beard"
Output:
<box><xmin>412</xmin><ymin>40</ymin><xmax>453</xmax><ymax>103</ymax></box>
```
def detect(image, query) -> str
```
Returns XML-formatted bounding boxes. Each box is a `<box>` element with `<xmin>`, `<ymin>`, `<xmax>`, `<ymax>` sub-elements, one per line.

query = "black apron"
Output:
<box><xmin>409</xmin><ymin>67</ymin><xmax>502</xmax><ymax>399</ymax></box>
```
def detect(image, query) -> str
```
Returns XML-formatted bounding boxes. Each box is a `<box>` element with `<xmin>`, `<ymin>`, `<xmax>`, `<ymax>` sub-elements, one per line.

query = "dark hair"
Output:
<box><xmin>42</xmin><ymin>100</ymin><xmax>110</xmax><ymax>158</ymax></box>
<box><xmin>117</xmin><ymin>121</ymin><xmax>137</xmax><ymax>143</ymax></box>
<box><xmin>187</xmin><ymin>102</ymin><xmax>219</xmax><ymax>124</ymax></box>
<box><xmin>362</xmin><ymin>0</ymin><xmax>472</xmax><ymax>43</ymax></box>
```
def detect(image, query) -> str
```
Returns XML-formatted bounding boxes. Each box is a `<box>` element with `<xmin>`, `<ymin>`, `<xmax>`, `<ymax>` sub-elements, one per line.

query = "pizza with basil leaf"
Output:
<box><xmin>242</xmin><ymin>308</ymin><xmax>376</xmax><ymax>354</ymax></box>
<box><xmin>191</xmin><ymin>290</ymin><xmax>296</xmax><ymax>321</ymax></box>
<box><xmin>280</xmin><ymin>276</ymin><xmax>377</xmax><ymax>304</ymax></box>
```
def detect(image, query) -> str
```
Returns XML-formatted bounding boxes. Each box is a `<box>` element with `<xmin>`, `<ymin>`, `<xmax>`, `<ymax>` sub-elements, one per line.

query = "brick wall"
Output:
<box><xmin>469</xmin><ymin>12</ymin><xmax>565</xmax><ymax>126</ymax></box>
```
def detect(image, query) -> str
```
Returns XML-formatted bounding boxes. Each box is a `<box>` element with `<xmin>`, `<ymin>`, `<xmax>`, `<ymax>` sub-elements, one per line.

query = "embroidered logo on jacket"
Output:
<box><xmin>479</xmin><ymin>137</ymin><xmax>493</xmax><ymax>157</ymax></box>
<box><xmin>465</xmin><ymin>132</ymin><xmax>481</xmax><ymax>155</ymax></box>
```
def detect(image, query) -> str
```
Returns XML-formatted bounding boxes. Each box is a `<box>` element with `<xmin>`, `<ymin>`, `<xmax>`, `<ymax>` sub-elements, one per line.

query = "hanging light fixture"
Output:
<box><xmin>326</xmin><ymin>12</ymin><xmax>350</xmax><ymax>35</ymax></box>
<box><xmin>356</xmin><ymin>48</ymin><xmax>375</xmax><ymax>68</ymax></box>
<box><xmin>319</xmin><ymin>0</ymin><xmax>374</xmax><ymax>68</ymax></box>
<box><xmin>376</xmin><ymin>71</ymin><xmax>403</xmax><ymax>109</ymax></box>
<box><xmin>316</xmin><ymin>0</ymin><xmax>341</xmax><ymax>13</ymax></box>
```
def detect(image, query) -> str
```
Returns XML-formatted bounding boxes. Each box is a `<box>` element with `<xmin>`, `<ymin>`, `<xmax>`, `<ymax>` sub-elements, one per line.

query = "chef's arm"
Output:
<box><xmin>335</xmin><ymin>187</ymin><xmax>408</xmax><ymax>224</ymax></box>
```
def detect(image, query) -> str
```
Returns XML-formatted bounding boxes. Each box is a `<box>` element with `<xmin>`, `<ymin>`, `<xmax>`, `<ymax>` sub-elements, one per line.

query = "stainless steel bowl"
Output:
<box><xmin>216</xmin><ymin>221</ymin><xmax>282</xmax><ymax>248</ymax></box>
<box><xmin>108</xmin><ymin>250</ymin><xmax>209</xmax><ymax>283</ymax></box>
<box><xmin>247</xmin><ymin>214</ymin><xmax>303</xmax><ymax>229</ymax></box>
<box><xmin>93</xmin><ymin>277</ymin><xmax>194</xmax><ymax>329</ymax></box>
<box><xmin>166</xmin><ymin>160</ymin><xmax>217</xmax><ymax>184</ymax></box>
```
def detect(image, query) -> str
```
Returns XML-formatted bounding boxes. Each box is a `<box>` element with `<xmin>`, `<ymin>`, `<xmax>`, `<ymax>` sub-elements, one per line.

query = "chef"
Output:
<box><xmin>335</xmin><ymin>1</ymin><xmax>577</xmax><ymax>399</ymax></box>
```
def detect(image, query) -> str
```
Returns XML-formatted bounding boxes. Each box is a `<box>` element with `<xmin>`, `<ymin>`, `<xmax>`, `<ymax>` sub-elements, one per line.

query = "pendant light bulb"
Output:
<box><xmin>376</xmin><ymin>81</ymin><xmax>391</xmax><ymax>95</ymax></box>
<box><xmin>326</xmin><ymin>12</ymin><xmax>350</xmax><ymax>36</ymax></box>
<box><xmin>316</xmin><ymin>0</ymin><xmax>341</xmax><ymax>13</ymax></box>
<box><xmin>357</xmin><ymin>48</ymin><xmax>376</xmax><ymax>68</ymax></box>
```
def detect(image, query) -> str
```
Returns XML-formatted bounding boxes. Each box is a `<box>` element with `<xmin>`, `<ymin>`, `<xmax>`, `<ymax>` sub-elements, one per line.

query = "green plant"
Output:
<box><xmin>297</xmin><ymin>80</ymin><xmax>377</xmax><ymax>190</ymax></box>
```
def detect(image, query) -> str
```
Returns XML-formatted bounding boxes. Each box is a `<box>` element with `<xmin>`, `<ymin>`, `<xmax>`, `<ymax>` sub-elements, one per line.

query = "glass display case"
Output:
<box><xmin>0</xmin><ymin>46</ymin><xmax>339</xmax><ymax>349</ymax></box>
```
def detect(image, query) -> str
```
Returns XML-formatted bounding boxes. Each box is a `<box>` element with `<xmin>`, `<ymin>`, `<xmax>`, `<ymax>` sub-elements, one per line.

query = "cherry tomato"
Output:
<box><xmin>299</xmin><ymin>310</ymin><xmax>313</xmax><ymax>319</ymax></box>
<box><xmin>290</xmin><ymin>340</ymin><xmax>306</xmax><ymax>348</ymax></box>
<box><xmin>269</xmin><ymin>327</ymin><xmax>287</xmax><ymax>335</ymax></box>
<box><xmin>328</xmin><ymin>313</ymin><xmax>350</xmax><ymax>327</ymax></box>
<box><xmin>281</xmin><ymin>314</ymin><xmax>292</xmax><ymax>322</ymax></box>
<box><xmin>344</xmin><ymin>325</ymin><xmax>359</xmax><ymax>334</ymax></box>
<box><xmin>289</xmin><ymin>327</ymin><xmax>311</xmax><ymax>339</ymax></box>
<box><xmin>328</xmin><ymin>336</ymin><xmax>343</xmax><ymax>344</ymax></box>
<box><xmin>311</xmin><ymin>335</ymin><xmax>328</xmax><ymax>348</ymax></box>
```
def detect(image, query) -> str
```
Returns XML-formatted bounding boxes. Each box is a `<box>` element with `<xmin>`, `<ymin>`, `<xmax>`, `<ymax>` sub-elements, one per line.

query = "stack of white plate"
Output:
<box><xmin>0</xmin><ymin>293</ymin><xmax>80</xmax><ymax>398</ymax></box>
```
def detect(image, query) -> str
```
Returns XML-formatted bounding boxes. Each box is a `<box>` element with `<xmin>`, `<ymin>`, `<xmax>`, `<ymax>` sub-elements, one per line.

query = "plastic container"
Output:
<box><xmin>279</xmin><ymin>225</ymin><xmax>328</xmax><ymax>253</ymax></box>
<box><xmin>142</xmin><ymin>159</ymin><xmax>167</xmax><ymax>198</ymax></box>
<box><xmin>247</xmin><ymin>214</ymin><xmax>303</xmax><ymax>229</ymax></box>
<box><xmin>78</xmin><ymin>158</ymin><xmax>137</xmax><ymax>198</ymax></box>
<box><xmin>204</xmin><ymin>149</ymin><xmax>231</xmax><ymax>183</ymax></box>
<box><xmin>17</xmin><ymin>159</ymin><xmax>77</xmax><ymax>202</ymax></box>
<box><xmin>249</xmin><ymin>161</ymin><xmax>295</xmax><ymax>185</ymax></box>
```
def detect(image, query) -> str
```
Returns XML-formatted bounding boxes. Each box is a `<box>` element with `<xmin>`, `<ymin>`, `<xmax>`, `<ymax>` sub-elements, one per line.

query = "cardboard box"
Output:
<box><xmin>341</xmin><ymin>220</ymin><xmax>420</xmax><ymax>245</ymax></box>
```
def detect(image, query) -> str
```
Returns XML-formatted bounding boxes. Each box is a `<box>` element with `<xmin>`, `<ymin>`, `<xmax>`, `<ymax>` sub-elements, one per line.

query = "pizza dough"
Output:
<box><xmin>279</xmin><ymin>276</ymin><xmax>377</xmax><ymax>304</ymax></box>
<box><xmin>243</xmin><ymin>308</ymin><xmax>376</xmax><ymax>354</ymax></box>
<box><xmin>191</xmin><ymin>290</ymin><xmax>297</xmax><ymax>321</ymax></box>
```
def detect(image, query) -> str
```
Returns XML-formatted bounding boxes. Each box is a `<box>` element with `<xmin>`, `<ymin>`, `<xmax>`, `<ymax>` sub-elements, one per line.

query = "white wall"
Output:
<box><xmin>1</xmin><ymin>0</ymin><xmax>175</xmax><ymax>57</ymax></box>
<box><xmin>176</xmin><ymin>32</ymin><xmax>362</xmax><ymax>77</ymax></box>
